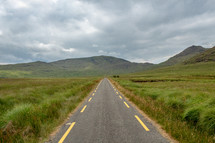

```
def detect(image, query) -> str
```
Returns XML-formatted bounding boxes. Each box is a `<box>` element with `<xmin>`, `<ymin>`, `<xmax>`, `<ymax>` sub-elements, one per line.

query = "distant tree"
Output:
<box><xmin>113</xmin><ymin>75</ymin><xmax>120</xmax><ymax>78</ymax></box>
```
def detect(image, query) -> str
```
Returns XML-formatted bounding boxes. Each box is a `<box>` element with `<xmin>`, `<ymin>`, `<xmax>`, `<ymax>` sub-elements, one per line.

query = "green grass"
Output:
<box><xmin>112</xmin><ymin>62</ymin><xmax>215</xmax><ymax>143</ymax></box>
<box><xmin>0</xmin><ymin>70</ymin><xmax>31</xmax><ymax>78</ymax></box>
<box><xmin>0</xmin><ymin>78</ymin><xmax>99</xmax><ymax>142</ymax></box>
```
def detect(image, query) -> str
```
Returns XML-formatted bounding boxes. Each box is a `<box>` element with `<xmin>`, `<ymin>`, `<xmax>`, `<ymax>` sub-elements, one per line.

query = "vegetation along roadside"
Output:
<box><xmin>111</xmin><ymin>62</ymin><xmax>215</xmax><ymax>143</ymax></box>
<box><xmin>0</xmin><ymin>78</ymin><xmax>99</xmax><ymax>143</ymax></box>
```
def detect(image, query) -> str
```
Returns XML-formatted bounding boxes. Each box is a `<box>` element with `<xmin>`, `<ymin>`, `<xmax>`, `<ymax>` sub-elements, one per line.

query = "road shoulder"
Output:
<box><xmin>109</xmin><ymin>78</ymin><xmax>178</xmax><ymax>143</ymax></box>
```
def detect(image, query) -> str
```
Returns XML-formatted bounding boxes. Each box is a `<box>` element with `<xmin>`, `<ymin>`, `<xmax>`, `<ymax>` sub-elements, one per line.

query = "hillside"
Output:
<box><xmin>184</xmin><ymin>46</ymin><xmax>215</xmax><ymax>64</ymax></box>
<box><xmin>0</xmin><ymin>56</ymin><xmax>153</xmax><ymax>77</ymax></box>
<box><xmin>159</xmin><ymin>45</ymin><xmax>206</xmax><ymax>66</ymax></box>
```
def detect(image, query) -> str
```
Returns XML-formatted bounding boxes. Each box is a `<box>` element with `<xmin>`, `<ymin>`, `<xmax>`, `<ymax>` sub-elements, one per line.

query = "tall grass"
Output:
<box><xmin>0</xmin><ymin>78</ymin><xmax>99</xmax><ymax>142</ymax></box>
<box><xmin>112</xmin><ymin>62</ymin><xmax>215</xmax><ymax>143</ymax></box>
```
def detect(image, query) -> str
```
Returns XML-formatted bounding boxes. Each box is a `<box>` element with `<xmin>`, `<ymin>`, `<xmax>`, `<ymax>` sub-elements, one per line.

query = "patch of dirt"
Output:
<box><xmin>3</xmin><ymin>121</ymin><xmax>16</xmax><ymax>135</ymax></box>
<box><xmin>22</xmin><ymin>126</ymin><xmax>33</xmax><ymax>137</ymax></box>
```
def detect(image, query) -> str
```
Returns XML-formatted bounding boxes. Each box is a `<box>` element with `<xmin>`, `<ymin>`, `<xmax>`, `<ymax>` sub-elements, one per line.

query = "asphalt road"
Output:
<box><xmin>50</xmin><ymin>78</ymin><xmax>169</xmax><ymax>143</ymax></box>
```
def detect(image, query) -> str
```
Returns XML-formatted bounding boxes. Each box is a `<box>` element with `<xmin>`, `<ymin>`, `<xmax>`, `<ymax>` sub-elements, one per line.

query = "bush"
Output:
<box><xmin>113</xmin><ymin>75</ymin><xmax>120</xmax><ymax>78</ymax></box>
<box><xmin>148</xmin><ymin>93</ymin><xmax>159</xmax><ymax>100</ymax></box>
<box><xmin>183</xmin><ymin>107</ymin><xmax>202</xmax><ymax>125</ymax></box>
<box><xmin>1</xmin><ymin>104</ymin><xmax>33</xmax><ymax>128</ymax></box>
<box><xmin>167</xmin><ymin>98</ymin><xmax>184</xmax><ymax>109</ymax></box>
<box><xmin>41</xmin><ymin>98</ymin><xmax>63</xmax><ymax>121</ymax></box>
<box><xmin>200</xmin><ymin>108</ymin><xmax>215</xmax><ymax>134</ymax></box>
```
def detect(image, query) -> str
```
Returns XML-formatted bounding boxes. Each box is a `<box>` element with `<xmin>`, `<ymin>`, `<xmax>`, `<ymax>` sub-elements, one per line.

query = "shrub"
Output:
<box><xmin>1</xmin><ymin>104</ymin><xmax>33</xmax><ymax>128</ymax></box>
<box><xmin>148</xmin><ymin>93</ymin><xmax>159</xmax><ymax>100</ymax></box>
<box><xmin>0</xmin><ymin>98</ymin><xmax>4</xmax><ymax>105</ymax></box>
<box><xmin>183</xmin><ymin>107</ymin><xmax>202</xmax><ymax>125</ymax></box>
<box><xmin>200</xmin><ymin>108</ymin><xmax>215</xmax><ymax>134</ymax></box>
<box><xmin>40</xmin><ymin>98</ymin><xmax>63</xmax><ymax>121</ymax></box>
<box><xmin>167</xmin><ymin>98</ymin><xmax>184</xmax><ymax>109</ymax></box>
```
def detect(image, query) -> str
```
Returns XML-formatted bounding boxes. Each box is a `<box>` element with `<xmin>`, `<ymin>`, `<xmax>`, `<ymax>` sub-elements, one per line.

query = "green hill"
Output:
<box><xmin>184</xmin><ymin>46</ymin><xmax>215</xmax><ymax>64</ymax></box>
<box><xmin>159</xmin><ymin>45</ymin><xmax>206</xmax><ymax>66</ymax></box>
<box><xmin>0</xmin><ymin>56</ymin><xmax>153</xmax><ymax>78</ymax></box>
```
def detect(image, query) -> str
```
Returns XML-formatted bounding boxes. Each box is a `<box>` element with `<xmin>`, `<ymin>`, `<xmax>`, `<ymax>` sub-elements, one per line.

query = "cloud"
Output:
<box><xmin>62</xmin><ymin>48</ymin><xmax>76</xmax><ymax>53</ymax></box>
<box><xmin>0</xmin><ymin>0</ymin><xmax>215</xmax><ymax>64</ymax></box>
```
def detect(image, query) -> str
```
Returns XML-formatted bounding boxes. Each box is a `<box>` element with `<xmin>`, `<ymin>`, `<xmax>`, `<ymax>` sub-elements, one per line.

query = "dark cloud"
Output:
<box><xmin>0</xmin><ymin>0</ymin><xmax>215</xmax><ymax>64</ymax></box>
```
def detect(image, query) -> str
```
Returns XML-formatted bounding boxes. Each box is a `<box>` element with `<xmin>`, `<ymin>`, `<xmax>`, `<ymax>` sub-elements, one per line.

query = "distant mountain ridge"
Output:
<box><xmin>159</xmin><ymin>45</ymin><xmax>206</xmax><ymax>66</ymax></box>
<box><xmin>1</xmin><ymin>45</ymin><xmax>214</xmax><ymax>78</ymax></box>
<box><xmin>0</xmin><ymin>56</ymin><xmax>153</xmax><ymax>77</ymax></box>
<box><xmin>184</xmin><ymin>46</ymin><xmax>215</xmax><ymax>64</ymax></box>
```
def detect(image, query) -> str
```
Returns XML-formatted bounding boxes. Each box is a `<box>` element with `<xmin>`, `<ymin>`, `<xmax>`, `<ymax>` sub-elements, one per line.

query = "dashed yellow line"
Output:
<box><xmin>119</xmin><ymin>95</ymin><xmax>122</xmax><ymax>99</ymax></box>
<box><xmin>124</xmin><ymin>101</ymin><xmax>130</xmax><ymax>108</ymax></box>
<box><xmin>80</xmin><ymin>105</ymin><xmax>87</xmax><ymax>113</ymax></box>
<box><xmin>88</xmin><ymin>97</ymin><xmax>92</xmax><ymax>102</ymax></box>
<box><xmin>92</xmin><ymin>93</ymin><xmax>95</xmax><ymax>96</ymax></box>
<box><xmin>58</xmin><ymin>122</ymin><xmax>76</xmax><ymax>143</ymax></box>
<box><xmin>135</xmin><ymin>115</ymin><xmax>150</xmax><ymax>131</ymax></box>
<box><xmin>116</xmin><ymin>92</ymin><xmax>118</xmax><ymax>94</ymax></box>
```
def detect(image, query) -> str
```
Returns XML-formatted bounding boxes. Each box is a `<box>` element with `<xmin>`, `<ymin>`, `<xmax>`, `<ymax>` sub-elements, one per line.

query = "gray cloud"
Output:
<box><xmin>0</xmin><ymin>0</ymin><xmax>215</xmax><ymax>64</ymax></box>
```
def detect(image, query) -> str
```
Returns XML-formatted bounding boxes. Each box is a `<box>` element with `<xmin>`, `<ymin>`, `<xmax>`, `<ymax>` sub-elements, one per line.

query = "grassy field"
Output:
<box><xmin>0</xmin><ymin>78</ymin><xmax>99</xmax><ymax>143</ymax></box>
<box><xmin>112</xmin><ymin>62</ymin><xmax>215</xmax><ymax>143</ymax></box>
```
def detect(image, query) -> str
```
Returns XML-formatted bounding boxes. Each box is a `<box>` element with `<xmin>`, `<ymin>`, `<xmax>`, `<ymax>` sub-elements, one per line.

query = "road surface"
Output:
<box><xmin>50</xmin><ymin>78</ymin><xmax>169</xmax><ymax>143</ymax></box>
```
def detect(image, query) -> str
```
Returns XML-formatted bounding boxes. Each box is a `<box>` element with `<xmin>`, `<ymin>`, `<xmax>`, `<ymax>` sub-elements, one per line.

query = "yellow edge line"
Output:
<box><xmin>135</xmin><ymin>115</ymin><xmax>149</xmax><ymax>131</ymax></box>
<box><xmin>124</xmin><ymin>101</ymin><xmax>130</xmax><ymax>108</ymax></box>
<box><xmin>80</xmin><ymin>105</ymin><xmax>87</xmax><ymax>113</ymax></box>
<box><xmin>119</xmin><ymin>96</ymin><xmax>122</xmax><ymax>99</ymax></box>
<box><xmin>88</xmin><ymin>97</ymin><xmax>92</xmax><ymax>102</ymax></box>
<box><xmin>58</xmin><ymin>122</ymin><xmax>76</xmax><ymax>143</ymax></box>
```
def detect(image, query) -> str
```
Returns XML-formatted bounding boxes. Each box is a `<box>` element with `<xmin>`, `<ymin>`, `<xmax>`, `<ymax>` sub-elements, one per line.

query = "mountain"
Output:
<box><xmin>159</xmin><ymin>45</ymin><xmax>206</xmax><ymax>66</ymax></box>
<box><xmin>184</xmin><ymin>46</ymin><xmax>215</xmax><ymax>64</ymax></box>
<box><xmin>0</xmin><ymin>56</ymin><xmax>153</xmax><ymax>77</ymax></box>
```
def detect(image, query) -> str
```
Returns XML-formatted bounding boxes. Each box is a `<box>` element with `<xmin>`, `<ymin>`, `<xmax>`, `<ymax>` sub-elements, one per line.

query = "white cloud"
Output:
<box><xmin>1</xmin><ymin>0</ymin><xmax>215</xmax><ymax>64</ymax></box>
<box><xmin>129</xmin><ymin>58</ymin><xmax>150</xmax><ymax>63</ymax></box>
<box><xmin>62</xmin><ymin>48</ymin><xmax>76</xmax><ymax>53</ymax></box>
<box><xmin>98</xmin><ymin>50</ymin><xmax>107</xmax><ymax>55</ymax></box>
<box><xmin>8</xmin><ymin>0</ymin><xmax>29</xmax><ymax>9</ymax></box>
<box><xmin>201</xmin><ymin>42</ymin><xmax>215</xmax><ymax>48</ymax></box>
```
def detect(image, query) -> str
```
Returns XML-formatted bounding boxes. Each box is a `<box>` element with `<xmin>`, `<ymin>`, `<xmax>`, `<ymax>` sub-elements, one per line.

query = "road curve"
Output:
<box><xmin>49</xmin><ymin>78</ymin><xmax>169</xmax><ymax>143</ymax></box>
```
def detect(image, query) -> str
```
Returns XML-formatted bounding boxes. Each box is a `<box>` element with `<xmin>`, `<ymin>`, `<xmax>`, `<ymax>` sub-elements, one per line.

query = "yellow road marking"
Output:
<box><xmin>116</xmin><ymin>92</ymin><xmax>118</xmax><ymax>94</ymax></box>
<box><xmin>58</xmin><ymin>122</ymin><xmax>76</xmax><ymax>143</ymax></box>
<box><xmin>124</xmin><ymin>102</ymin><xmax>130</xmax><ymax>108</ymax></box>
<box><xmin>88</xmin><ymin>97</ymin><xmax>92</xmax><ymax>102</ymax></box>
<box><xmin>135</xmin><ymin>115</ymin><xmax>150</xmax><ymax>131</ymax></box>
<box><xmin>119</xmin><ymin>96</ymin><xmax>122</xmax><ymax>99</ymax></box>
<box><xmin>92</xmin><ymin>93</ymin><xmax>95</xmax><ymax>96</ymax></box>
<box><xmin>81</xmin><ymin>105</ymin><xmax>87</xmax><ymax>113</ymax></box>
<box><xmin>95</xmin><ymin>90</ymin><xmax>97</xmax><ymax>92</ymax></box>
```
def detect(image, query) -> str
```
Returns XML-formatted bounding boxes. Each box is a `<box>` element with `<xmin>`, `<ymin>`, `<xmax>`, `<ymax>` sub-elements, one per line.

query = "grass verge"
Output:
<box><xmin>111</xmin><ymin>62</ymin><xmax>215</xmax><ymax>143</ymax></box>
<box><xmin>0</xmin><ymin>78</ymin><xmax>99</xmax><ymax>143</ymax></box>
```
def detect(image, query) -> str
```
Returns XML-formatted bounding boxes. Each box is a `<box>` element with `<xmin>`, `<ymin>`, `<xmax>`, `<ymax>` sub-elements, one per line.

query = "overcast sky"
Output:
<box><xmin>0</xmin><ymin>0</ymin><xmax>215</xmax><ymax>64</ymax></box>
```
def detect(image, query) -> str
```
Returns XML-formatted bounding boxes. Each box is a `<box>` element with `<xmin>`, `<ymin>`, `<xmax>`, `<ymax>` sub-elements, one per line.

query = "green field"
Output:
<box><xmin>112</xmin><ymin>62</ymin><xmax>215</xmax><ymax>143</ymax></box>
<box><xmin>0</xmin><ymin>78</ymin><xmax>99</xmax><ymax>142</ymax></box>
